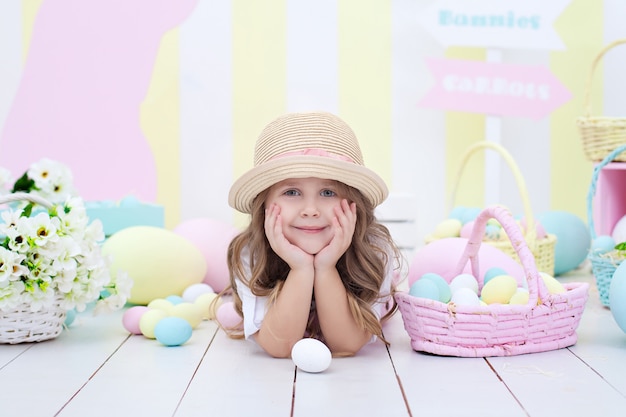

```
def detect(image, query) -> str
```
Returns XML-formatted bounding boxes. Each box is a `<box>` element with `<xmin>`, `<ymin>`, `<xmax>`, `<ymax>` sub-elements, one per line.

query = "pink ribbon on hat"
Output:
<box><xmin>270</xmin><ymin>148</ymin><xmax>355</xmax><ymax>163</ymax></box>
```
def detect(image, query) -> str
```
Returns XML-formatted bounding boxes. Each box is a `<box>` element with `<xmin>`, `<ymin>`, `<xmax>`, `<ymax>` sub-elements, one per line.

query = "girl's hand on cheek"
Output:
<box><xmin>315</xmin><ymin>199</ymin><xmax>356</xmax><ymax>270</ymax></box>
<box><xmin>265</xmin><ymin>204</ymin><xmax>313</xmax><ymax>270</ymax></box>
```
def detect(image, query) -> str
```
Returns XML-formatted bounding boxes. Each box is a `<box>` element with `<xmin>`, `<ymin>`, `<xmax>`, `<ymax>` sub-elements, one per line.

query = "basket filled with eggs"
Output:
<box><xmin>395</xmin><ymin>205</ymin><xmax>589</xmax><ymax>357</ymax></box>
<box><xmin>587</xmin><ymin>144</ymin><xmax>626</xmax><ymax>306</ymax></box>
<box><xmin>425</xmin><ymin>141</ymin><xmax>556</xmax><ymax>275</ymax></box>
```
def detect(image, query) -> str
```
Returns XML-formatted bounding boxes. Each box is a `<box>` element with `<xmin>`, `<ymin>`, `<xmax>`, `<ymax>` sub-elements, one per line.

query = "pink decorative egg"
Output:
<box><xmin>122</xmin><ymin>306</ymin><xmax>150</xmax><ymax>335</ymax></box>
<box><xmin>216</xmin><ymin>301</ymin><xmax>243</xmax><ymax>330</ymax></box>
<box><xmin>174</xmin><ymin>218</ymin><xmax>239</xmax><ymax>293</ymax></box>
<box><xmin>408</xmin><ymin>237</ymin><xmax>525</xmax><ymax>288</ymax></box>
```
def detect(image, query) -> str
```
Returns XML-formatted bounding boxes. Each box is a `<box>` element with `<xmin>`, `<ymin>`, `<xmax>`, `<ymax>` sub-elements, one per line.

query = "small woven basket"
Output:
<box><xmin>0</xmin><ymin>193</ymin><xmax>67</xmax><ymax>344</ymax></box>
<box><xmin>586</xmin><ymin>144</ymin><xmax>626</xmax><ymax>306</ymax></box>
<box><xmin>577</xmin><ymin>39</ymin><xmax>626</xmax><ymax>162</ymax></box>
<box><xmin>397</xmin><ymin>205</ymin><xmax>589</xmax><ymax>357</ymax></box>
<box><xmin>427</xmin><ymin>141</ymin><xmax>556</xmax><ymax>275</ymax></box>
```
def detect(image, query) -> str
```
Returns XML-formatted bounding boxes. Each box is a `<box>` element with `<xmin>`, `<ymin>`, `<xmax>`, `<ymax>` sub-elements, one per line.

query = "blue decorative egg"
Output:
<box><xmin>609</xmin><ymin>261</ymin><xmax>626</xmax><ymax>334</ymax></box>
<box><xmin>154</xmin><ymin>317</ymin><xmax>193</xmax><ymax>346</ymax></box>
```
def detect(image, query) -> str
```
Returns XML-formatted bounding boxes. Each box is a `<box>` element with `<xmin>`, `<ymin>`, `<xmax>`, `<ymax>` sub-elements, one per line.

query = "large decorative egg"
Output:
<box><xmin>609</xmin><ymin>261</ymin><xmax>626</xmax><ymax>333</ymax></box>
<box><xmin>102</xmin><ymin>226</ymin><xmax>207</xmax><ymax>305</ymax></box>
<box><xmin>537</xmin><ymin>211</ymin><xmax>590</xmax><ymax>276</ymax></box>
<box><xmin>173</xmin><ymin>218</ymin><xmax>239</xmax><ymax>293</ymax></box>
<box><xmin>408</xmin><ymin>237</ymin><xmax>525</xmax><ymax>288</ymax></box>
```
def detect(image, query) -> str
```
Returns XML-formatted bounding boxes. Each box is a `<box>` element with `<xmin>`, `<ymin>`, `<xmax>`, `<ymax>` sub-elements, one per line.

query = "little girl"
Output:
<box><xmin>226</xmin><ymin>111</ymin><xmax>402</xmax><ymax>358</ymax></box>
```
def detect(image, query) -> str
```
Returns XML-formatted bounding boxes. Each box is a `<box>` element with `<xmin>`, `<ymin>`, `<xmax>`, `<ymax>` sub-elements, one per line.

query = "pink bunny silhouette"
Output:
<box><xmin>0</xmin><ymin>0</ymin><xmax>197</xmax><ymax>201</ymax></box>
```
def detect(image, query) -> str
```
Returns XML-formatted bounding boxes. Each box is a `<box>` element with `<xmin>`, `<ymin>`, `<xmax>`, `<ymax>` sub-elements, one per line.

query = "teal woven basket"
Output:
<box><xmin>587</xmin><ymin>144</ymin><xmax>626</xmax><ymax>306</ymax></box>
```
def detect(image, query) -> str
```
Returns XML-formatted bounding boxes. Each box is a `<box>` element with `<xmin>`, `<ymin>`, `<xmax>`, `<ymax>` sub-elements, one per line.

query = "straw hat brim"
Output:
<box><xmin>228</xmin><ymin>155</ymin><xmax>389</xmax><ymax>213</ymax></box>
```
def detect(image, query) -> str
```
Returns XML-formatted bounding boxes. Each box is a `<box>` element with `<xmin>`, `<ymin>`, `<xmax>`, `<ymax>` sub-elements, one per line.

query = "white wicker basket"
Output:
<box><xmin>0</xmin><ymin>193</ymin><xmax>67</xmax><ymax>344</ymax></box>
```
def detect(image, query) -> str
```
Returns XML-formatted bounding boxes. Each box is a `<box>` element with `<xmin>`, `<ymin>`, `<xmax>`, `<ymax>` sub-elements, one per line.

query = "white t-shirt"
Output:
<box><xmin>234</xmin><ymin>246</ymin><xmax>397</xmax><ymax>343</ymax></box>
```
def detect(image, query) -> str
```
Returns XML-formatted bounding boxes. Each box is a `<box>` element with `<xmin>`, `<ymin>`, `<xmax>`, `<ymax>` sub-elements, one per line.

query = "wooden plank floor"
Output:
<box><xmin>1</xmin><ymin>266</ymin><xmax>625</xmax><ymax>417</ymax></box>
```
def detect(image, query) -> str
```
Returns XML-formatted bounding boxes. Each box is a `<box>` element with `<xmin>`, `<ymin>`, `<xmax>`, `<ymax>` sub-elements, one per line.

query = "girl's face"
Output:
<box><xmin>266</xmin><ymin>177</ymin><xmax>345</xmax><ymax>255</ymax></box>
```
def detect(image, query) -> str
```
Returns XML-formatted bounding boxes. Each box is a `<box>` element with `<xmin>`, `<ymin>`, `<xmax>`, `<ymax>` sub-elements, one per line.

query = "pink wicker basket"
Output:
<box><xmin>395</xmin><ymin>205</ymin><xmax>589</xmax><ymax>357</ymax></box>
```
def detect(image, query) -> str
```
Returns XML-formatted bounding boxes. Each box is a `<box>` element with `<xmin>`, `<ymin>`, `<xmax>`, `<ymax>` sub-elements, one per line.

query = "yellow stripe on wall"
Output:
<box><xmin>550</xmin><ymin>0</ymin><xmax>602</xmax><ymax>220</ymax></box>
<box><xmin>21</xmin><ymin>0</ymin><xmax>43</xmax><ymax>61</ymax></box>
<box><xmin>232</xmin><ymin>1</ymin><xmax>287</xmax><ymax>227</ymax></box>
<box><xmin>140</xmin><ymin>30</ymin><xmax>181</xmax><ymax>229</ymax></box>
<box><xmin>444</xmin><ymin>47</ymin><xmax>486</xmax><ymax>210</ymax></box>
<box><xmin>338</xmin><ymin>0</ymin><xmax>392</xmax><ymax>187</ymax></box>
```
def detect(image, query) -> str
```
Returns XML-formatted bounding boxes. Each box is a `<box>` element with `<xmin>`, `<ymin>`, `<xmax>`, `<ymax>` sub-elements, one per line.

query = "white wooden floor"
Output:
<box><xmin>1</xmin><ymin>265</ymin><xmax>625</xmax><ymax>417</ymax></box>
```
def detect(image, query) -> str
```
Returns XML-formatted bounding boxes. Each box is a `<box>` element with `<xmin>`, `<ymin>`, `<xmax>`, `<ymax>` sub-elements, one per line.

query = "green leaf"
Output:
<box><xmin>11</xmin><ymin>172</ymin><xmax>35</xmax><ymax>193</ymax></box>
<box><xmin>22</xmin><ymin>203</ymin><xmax>33</xmax><ymax>218</ymax></box>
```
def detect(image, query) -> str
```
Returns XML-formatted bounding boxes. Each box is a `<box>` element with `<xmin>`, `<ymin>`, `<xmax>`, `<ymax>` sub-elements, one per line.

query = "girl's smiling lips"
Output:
<box><xmin>294</xmin><ymin>225</ymin><xmax>327</xmax><ymax>233</ymax></box>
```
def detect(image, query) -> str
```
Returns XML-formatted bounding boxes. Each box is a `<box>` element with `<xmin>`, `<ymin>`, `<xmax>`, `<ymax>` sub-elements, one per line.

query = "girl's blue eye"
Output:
<box><xmin>321</xmin><ymin>189</ymin><xmax>336</xmax><ymax>197</ymax></box>
<box><xmin>284</xmin><ymin>189</ymin><xmax>300</xmax><ymax>196</ymax></box>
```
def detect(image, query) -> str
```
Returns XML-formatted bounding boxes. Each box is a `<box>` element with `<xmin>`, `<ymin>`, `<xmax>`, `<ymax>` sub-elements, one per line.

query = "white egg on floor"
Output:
<box><xmin>291</xmin><ymin>338</ymin><xmax>332</xmax><ymax>373</ymax></box>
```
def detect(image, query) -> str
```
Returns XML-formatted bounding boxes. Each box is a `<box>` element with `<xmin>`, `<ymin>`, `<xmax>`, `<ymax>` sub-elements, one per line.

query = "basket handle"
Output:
<box><xmin>586</xmin><ymin>144</ymin><xmax>626</xmax><ymax>240</ymax></box>
<box><xmin>0</xmin><ymin>192</ymin><xmax>54</xmax><ymax>209</ymax></box>
<box><xmin>449</xmin><ymin>141</ymin><xmax>538</xmax><ymax>247</ymax></box>
<box><xmin>453</xmin><ymin>205</ymin><xmax>547</xmax><ymax>306</ymax></box>
<box><xmin>582</xmin><ymin>39</ymin><xmax>626</xmax><ymax>117</ymax></box>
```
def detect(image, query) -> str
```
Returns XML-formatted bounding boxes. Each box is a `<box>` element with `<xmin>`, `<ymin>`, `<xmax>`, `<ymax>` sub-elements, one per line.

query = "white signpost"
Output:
<box><xmin>417</xmin><ymin>0</ymin><xmax>572</xmax><ymax>205</ymax></box>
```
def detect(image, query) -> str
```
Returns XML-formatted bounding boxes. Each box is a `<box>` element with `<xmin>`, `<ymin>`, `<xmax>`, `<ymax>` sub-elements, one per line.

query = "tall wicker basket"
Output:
<box><xmin>428</xmin><ymin>141</ymin><xmax>556</xmax><ymax>275</ymax></box>
<box><xmin>577</xmin><ymin>39</ymin><xmax>626</xmax><ymax>162</ymax></box>
<box><xmin>0</xmin><ymin>193</ymin><xmax>67</xmax><ymax>344</ymax></box>
<box><xmin>587</xmin><ymin>144</ymin><xmax>626</xmax><ymax>306</ymax></box>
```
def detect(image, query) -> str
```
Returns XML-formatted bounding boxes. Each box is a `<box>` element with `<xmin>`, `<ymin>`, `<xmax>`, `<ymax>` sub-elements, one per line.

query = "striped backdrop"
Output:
<box><xmin>0</xmin><ymin>0</ymin><xmax>624</xmax><ymax>243</ymax></box>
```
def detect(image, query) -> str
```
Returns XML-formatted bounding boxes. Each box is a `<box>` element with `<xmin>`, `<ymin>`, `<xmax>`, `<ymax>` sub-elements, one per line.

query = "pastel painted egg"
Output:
<box><xmin>509</xmin><ymin>288</ymin><xmax>529</xmax><ymax>305</ymax></box>
<box><xmin>609</xmin><ymin>261</ymin><xmax>626</xmax><ymax>333</ymax></box>
<box><xmin>122</xmin><ymin>306</ymin><xmax>149</xmax><ymax>334</ymax></box>
<box><xmin>540</xmin><ymin>272</ymin><xmax>566</xmax><ymax>294</ymax></box>
<box><xmin>460</xmin><ymin>207</ymin><xmax>481</xmax><ymax>225</ymax></box>
<box><xmin>448</xmin><ymin>206</ymin><xmax>467</xmax><ymax>222</ymax></box>
<box><xmin>64</xmin><ymin>309</ymin><xmax>76</xmax><ymax>327</ymax></box>
<box><xmin>451</xmin><ymin>288</ymin><xmax>481</xmax><ymax>306</ymax></box>
<box><xmin>612</xmin><ymin>215</ymin><xmax>626</xmax><ymax>245</ymax></box>
<box><xmin>139</xmin><ymin>309</ymin><xmax>169</xmax><ymax>339</ymax></box>
<box><xmin>450</xmin><ymin>273</ymin><xmax>479</xmax><ymax>295</ymax></box>
<box><xmin>420</xmin><ymin>273</ymin><xmax>451</xmax><ymax>303</ymax></box>
<box><xmin>170</xmin><ymin>302</ymin><xmax>203</xmax><ymax>328</ymax></box>
<box><xmin>166</xmin><ymin>295</ymin><xmax>184</xmax><ymax>305</ymax></box>
<box><xmin>147</xmin><ymin>298</ymin><xmax>174</xmax><ymax>313</ymax></box>
<box><xmin>481</xmin><ymin>275</ymin><xmax>518</xmax><ymax>304</ymax></box>
<box><xmin>409</xmin><ymin>279</ymin><xmax>440</xmax><ymax>301</ymax></box>
<box><xmin>483</xmin><ymin>267</ymin><xmax>508</xmax><ymax>286</ymax></box>
<box><xmin>154</xmin><ymin>317</ymin><xmax>193</xmax><ymax>347</ymax></box>
<box><xmin>195</xmin><ymin>292</ymin><xmax>221</xmax><ymax>320</ymax></box>
<box><xmin>520</xmin><ymin>217</ymin><xmax>547</xmax><ymax>239</ymax></box>
<box><xmin>182</xmin><ymin>283</ymin><xmax>215</xmax><ymax>303</ymax></box>
<box><xmin>173</xmin><ymin>218</ymin><xmax>239</xmax><ymax>293</ymax></box>
<box><xmin>459</xmin><ymin>221</ymin><xmax>474</xmax><ymax>239</ymax></box>
<box><xmin>537</xmin><ymin>211</ymin><xmax>590</xmax><ymax>275</ymax></box>
<box><xmin>591</xmin><ymin>235</ymin><xmax>616</xmax><ymax>254</ymax></box>
<box><xmin>433</xmin><ymin>219</ymin><xmax>462</xmax><ymax>239</ymax></box>
<box><xmin>102</xmin><ymin>226</ymin><xmax>207</xmax><ymax>305</ymax></box>
<box><xmin>216</xmin><ymin>301</ymin><xmax>243</xmax><ymax>330</ymax></box>
<box><xmin>291</xmin><ymin>338</ymin><xmax>332</xmax><ymax>373</ymax></box>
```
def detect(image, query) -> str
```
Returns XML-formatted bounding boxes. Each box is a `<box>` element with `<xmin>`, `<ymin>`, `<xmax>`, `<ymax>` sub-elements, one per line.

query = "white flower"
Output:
<box><xmin>27</xmin><ymin>158</ymin><xmax>76</xmax><ymax>203</ymax></box>
<box><xmin>0</xmin><ymin>160</ymin><xmax>132</xmax><ymax>317</ymax></box>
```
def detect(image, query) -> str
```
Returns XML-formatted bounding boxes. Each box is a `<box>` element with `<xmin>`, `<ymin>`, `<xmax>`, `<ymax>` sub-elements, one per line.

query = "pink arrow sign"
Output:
<box><xmin>418</xmin><ymin>58</ymin><xmax>571</xmax><ymax>119</ymax></box>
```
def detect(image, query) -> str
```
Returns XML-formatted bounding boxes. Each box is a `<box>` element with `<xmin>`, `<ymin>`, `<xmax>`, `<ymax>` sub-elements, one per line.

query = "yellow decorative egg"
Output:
<box><xmin>480</xmin><ymin>275</ymin><xmax>518</xmax><ymax>304</ymax></box>
<box><xmin>433</xmin><ymin>219</ymin><xmax>463</xmax><ymax>238</ymax></box>
<box><xmin>102</xmin><ymin>226</ymin><xmax>208</xmax><ymax>305</ymax></box>
<box><xmin>139</xmin><ymin>309</ymin><xmax>168</xmax><ymax>339</ymax></box>
<box><xmin>540</xmin><ymin>272</ymin><xmax>566</xmax><ymax>294</ymax></box>
<box><xmin>170</xmin><ymin>302</ymin><xmax>203</xmax><ymax>328</ymax></box>
<box><xmin>509</xmin><ymin>288</ymin><xmax>529</xmax><ymax>305</ymax></box>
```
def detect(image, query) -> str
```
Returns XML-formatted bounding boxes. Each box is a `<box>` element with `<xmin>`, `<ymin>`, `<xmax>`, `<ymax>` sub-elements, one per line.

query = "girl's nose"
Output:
<box><xmin>301</xmin><ymin>202</ymin><xmax>320</xmax><ymax>217</ymax></box>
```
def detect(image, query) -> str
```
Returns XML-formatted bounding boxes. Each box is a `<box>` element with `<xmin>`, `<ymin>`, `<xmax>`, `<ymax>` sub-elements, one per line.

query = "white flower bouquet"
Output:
<box><xmin>0</xmin><ymin>160</ymin><xmax>132</xmax><ymax>343</ymax></box>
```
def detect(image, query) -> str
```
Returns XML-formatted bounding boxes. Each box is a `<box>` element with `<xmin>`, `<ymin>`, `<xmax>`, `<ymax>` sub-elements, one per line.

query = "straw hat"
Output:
<box><xmin>228</xmin><ymin>111</ymin><xmax>389</xmax><ymax>213</ymax></box>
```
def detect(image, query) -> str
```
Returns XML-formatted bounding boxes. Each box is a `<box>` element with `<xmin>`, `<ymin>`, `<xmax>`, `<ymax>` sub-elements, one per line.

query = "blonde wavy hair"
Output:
<box><xmin>223</xmin><ymin>181</ymin><xmax>402</xmax><ymax>345</ymax></box>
